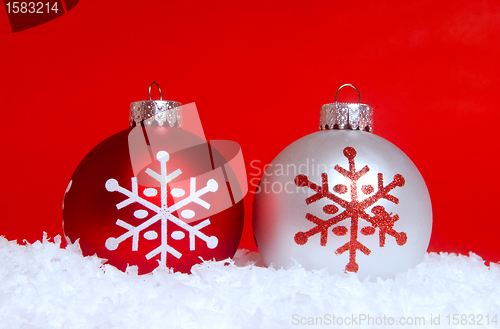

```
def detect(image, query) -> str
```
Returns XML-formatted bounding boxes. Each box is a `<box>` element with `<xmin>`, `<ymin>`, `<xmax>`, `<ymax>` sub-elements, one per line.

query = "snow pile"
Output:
<box><xmin>1</xmin><ymin>236</ymin><xmax>499</xmax><ymax>329</ymax></box>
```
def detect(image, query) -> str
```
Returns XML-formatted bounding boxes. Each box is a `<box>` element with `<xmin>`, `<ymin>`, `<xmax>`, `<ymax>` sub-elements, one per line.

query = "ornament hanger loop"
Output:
<box><xmin>335</xmin><ymin>84</ymin><xmax>360</xmax><ymax>105</ymax></box>
<box><xmin>148</xmin><ymin>81</ymin><xmax>163</xmax><ymax>101</ymax></box>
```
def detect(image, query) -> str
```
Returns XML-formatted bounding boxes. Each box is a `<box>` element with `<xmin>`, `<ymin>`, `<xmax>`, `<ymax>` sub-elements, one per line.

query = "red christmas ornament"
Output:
<box><xmin>63</xmin><ymin>82</ymin><xmax>247</xmax><ymax>274</ymax></box>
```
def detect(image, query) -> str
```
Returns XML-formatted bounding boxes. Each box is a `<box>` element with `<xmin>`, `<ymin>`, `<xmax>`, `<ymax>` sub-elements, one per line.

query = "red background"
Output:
<box><xmin>1</xmin><ymin>1</ymin><xmax>499</xmax><ymax>263</ymax></box>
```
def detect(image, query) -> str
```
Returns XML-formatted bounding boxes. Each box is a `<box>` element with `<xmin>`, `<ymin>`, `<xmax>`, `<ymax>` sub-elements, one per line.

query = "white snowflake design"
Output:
<box><xmin>104</xmin><ymin>150</ymin><xmax>219</xmax><ymax>268</ymax></box>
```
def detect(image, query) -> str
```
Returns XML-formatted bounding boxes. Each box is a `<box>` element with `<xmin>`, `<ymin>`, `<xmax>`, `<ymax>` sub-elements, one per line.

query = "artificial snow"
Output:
<box><xmin>0</xmin><ymin>235</ymin><xmax>499</xmax><ymax>329</ymax></box>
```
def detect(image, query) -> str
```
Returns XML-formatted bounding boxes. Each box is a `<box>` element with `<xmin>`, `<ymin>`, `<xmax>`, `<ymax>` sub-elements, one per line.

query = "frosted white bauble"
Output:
<box><xmin>252</xmin><ymin>129</ymin><xmax>432</xmax><ymax>280</ymax></box>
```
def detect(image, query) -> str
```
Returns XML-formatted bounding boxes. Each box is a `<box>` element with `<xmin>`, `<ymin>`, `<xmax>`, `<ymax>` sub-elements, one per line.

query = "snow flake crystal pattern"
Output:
<box><xmin>104</xmin><ymin>150</ymin><xmax>219</xmax><ymax>268</ymax></box>
<box><xmin>294</xmin><ymin>146</ymin><xmax>407</xmax><ymax>273</ymax></box>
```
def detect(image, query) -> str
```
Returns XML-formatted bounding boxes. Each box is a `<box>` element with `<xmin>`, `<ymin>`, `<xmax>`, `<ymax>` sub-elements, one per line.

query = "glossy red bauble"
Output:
<box><xmin>63</xmin><ymin>125</ymin><xmax>244</xmax><ymax>274</ymax></box>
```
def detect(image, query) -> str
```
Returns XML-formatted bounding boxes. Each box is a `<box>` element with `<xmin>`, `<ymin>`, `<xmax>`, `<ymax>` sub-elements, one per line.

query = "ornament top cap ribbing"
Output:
<box><xmin>319</xmin><ymin>84</ymin><xmax>373</xmax><ymax>132</ymax></box>
<box><xmin>129</xmin><ymin>81</ymin><xmax>183</xmax><ymax>128</ymax></box>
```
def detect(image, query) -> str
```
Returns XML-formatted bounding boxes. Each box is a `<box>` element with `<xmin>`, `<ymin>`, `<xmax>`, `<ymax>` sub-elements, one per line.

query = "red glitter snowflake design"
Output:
<box><xmin>294</xmin><ymin>146</ymin><xmax>407</xmax><ymax>273</ymax></box>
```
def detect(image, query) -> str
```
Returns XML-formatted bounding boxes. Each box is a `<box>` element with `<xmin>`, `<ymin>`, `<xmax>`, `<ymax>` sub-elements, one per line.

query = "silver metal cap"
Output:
<box><xmin>129</xmin><ymin>82</ymin><xmax>182</xmax><ymax>127</ymax></box>
<box><xmin>319</xmin><ymin>84</ymin><xmax>373</xmax><ymax>132</ymax></box>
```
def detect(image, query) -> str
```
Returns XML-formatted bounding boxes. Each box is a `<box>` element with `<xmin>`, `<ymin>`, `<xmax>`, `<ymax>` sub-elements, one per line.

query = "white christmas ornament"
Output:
<box><xmin>252</xmin><ymin>84</ymin><xmax>432</xmax><ymax>280</ymax></box>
